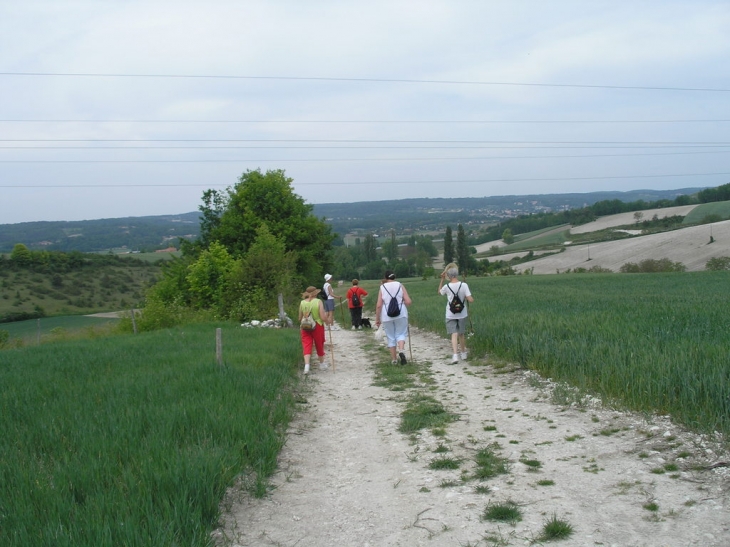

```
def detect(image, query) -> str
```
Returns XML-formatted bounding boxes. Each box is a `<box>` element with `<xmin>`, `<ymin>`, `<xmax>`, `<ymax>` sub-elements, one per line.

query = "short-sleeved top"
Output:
<box><xmin>300</xmin><ymin>299</ymin><xmax>324</xmax><ymax>326</ymax></box>
<box><xmin>379</xmin><ymin>281</ymin><xmax>408</xmax><ymax>322</ymax></box>
<box><xmin>440</xmin><ymin>281</ymin><xmax>471</xmax><ymax>320</ymax></box>
<box><xmin>323</xmin><ymin>282</ymin><xmax>333</xmax><ymax>300</ymax></box>
<box><xmin>346</xmin><ymin>286</ymin><xmax>368</xmax><ymax>309</ymax></box>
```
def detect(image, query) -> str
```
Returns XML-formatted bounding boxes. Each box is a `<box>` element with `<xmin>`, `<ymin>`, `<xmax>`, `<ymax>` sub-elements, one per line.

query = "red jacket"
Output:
<box><xmin>346</xmin><ymin>286</ymin><xmax>368</xmax><ymax>308</ymax></box>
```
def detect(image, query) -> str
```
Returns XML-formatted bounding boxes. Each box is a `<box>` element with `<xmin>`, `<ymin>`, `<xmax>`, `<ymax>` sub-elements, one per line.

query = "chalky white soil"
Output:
<box><xmin>215</xmin><ymin>326</ymin><xmax>728</xmax><ymax>547</ymax></box>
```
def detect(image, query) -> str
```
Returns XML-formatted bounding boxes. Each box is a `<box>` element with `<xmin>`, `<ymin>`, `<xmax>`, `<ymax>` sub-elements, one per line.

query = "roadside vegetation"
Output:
<box><xmin>0</xmin><ymin>323</ymin><xmax>301</xmax><ymax>547</ymax></box>
<box><xmin>405</xmin><ymin>273</ymin><xmax>730</xmax><ymax>438</ymax></box>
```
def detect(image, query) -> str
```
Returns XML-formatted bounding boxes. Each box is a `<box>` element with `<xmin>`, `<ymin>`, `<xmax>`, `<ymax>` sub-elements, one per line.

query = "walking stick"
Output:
<box><xmin>327</xmin><ymin>323</ymin><xmax>336</xmax><ymax>372</ymax></box>
<box><xmin>338</xmin><ymin>297</ymin><xmax>346</xmax><ymax>326</ymax></box>
<box><xmin>407</xmin><ymin>324</ymin><xmax>413</xmax><ymax>364</ymax></box>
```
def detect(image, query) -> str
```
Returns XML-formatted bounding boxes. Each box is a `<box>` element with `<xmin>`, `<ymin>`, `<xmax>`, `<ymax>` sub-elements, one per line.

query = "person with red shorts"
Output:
<box><xmin>298</xmin><ymin>286</ymin><xmax>328</xmax><ymax>374</ymax></box>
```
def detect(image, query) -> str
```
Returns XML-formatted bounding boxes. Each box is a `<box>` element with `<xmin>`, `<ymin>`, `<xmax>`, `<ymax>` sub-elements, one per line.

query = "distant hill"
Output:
<box><xmin>0</xmin><ymin>212</ymin><xmax>201</xmax><ymax>253</ymax></box>
<box><xmin>0</xmin><ymin>187</ymin><xmax>705</xmax><ymax>253</ymax></box>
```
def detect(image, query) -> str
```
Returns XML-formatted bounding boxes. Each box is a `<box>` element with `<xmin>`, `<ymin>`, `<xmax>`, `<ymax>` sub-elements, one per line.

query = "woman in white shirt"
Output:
<box><xmin>438</xmin><ymin>263</ymin><xmax>474</xmax><ymax>364</ymax></box>
<box><xmin>375</xmin><ymin>270</ymin><xmax>412</xmax><ymax>365</ymax></box>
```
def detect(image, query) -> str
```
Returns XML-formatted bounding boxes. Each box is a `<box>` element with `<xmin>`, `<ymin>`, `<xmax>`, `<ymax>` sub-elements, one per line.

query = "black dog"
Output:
<box><xmin>360</xmin><ymin>317</ymin><xmax>372</xmax><ymax>329</ymax></box>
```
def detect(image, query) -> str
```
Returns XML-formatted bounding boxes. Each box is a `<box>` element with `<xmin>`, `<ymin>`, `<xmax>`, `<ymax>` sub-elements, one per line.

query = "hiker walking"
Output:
<box><xmin>438</xmin><ymin>263</ymin><xmax>474</xmax><ymax>364</ymax></box>
<box><xmin>346</xmin><ymin>279</ymin><xmax>368</xmax><ymax>330</ymax></box>
<box><xmin>322</xmin><ymin>273</ymin><xmax>341</xmax><ymax>329</ymax></box>
<box><xmin>375</xmin><ymin>270</ymin><xmax>412</xmax><ymax>365</ymax></box>
<box><xmin>298</xmin><ymin>286</ymin><xmax>328</xmax><ymax>374</ymax></box>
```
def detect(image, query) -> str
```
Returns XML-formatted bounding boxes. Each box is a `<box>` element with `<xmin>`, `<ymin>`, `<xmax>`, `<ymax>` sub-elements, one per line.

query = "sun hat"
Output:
<box><xmin>303</xmin><ymin>286</ymin><xmax>321</xmax><ymax>297</ymax></box>
<box><xmin>324</xmin><ymin>273</ymin><xmax>333</xmax><ymax>281</ymax></box>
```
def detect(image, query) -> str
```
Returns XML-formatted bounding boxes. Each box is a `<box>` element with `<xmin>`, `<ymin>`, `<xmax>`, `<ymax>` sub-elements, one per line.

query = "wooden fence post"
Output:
<box><xmin>130</xmin><ymin>308</ymin><xmax>138</xmax><ymax>334</ymax></box>
<box><xmin>278</xmin><ymin>293</ymin><xmax>293</xmax><ymax>327</ymax></box>
<box><xmin>37</xmin><ymin>318</ymin><xmax>41</xmax><ymax>345</ymax></box>
<box><xmin>216</xmin><ymin>328</ymin><xmax>223</xmax><ymax>368</ymax></box>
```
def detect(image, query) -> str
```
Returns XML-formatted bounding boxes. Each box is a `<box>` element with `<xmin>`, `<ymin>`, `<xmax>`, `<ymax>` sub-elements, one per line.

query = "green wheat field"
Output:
<box><xmin>2</xmin><ymin>272</ymin><xmax>729</xmax><ymax>545</ymax></box>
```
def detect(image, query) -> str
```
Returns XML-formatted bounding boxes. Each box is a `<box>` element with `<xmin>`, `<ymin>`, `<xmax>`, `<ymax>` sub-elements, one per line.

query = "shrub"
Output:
<box><xmin>706</xmin><ymin>256</ymin><xmax>730</xmax><ymax>271</ymax></box>
<box><xmin>620</xmin><ymin>258</ymin><xmax>685</xmax><ymax>273</ymax></box>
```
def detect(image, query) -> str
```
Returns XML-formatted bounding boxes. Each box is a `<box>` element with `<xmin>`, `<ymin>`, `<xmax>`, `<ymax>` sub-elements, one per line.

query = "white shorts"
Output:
<box><xmin>383</xmin><ymin>317</ymin><xmax>408</xmax><ymax>347</ymax></box>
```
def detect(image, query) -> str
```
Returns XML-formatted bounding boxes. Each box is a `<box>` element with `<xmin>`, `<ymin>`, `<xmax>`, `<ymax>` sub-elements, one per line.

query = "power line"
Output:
<box><xmin>1</xmin><ymin>118</ymin><xmax>730</xmax><ymax>124</ymax></box>
<box><xmin>2</xmin><ymin>138</ymin><xmax>729</xmax><ymax>145</ymax></box>
<box><xmin>1</xmin><ymin>72</ymin><xmax>728</xmax><ymax>93</ymax></box>
<box><xmin>2</xmin><ymin>171</ymin><xmax>729</xmax><ymax>188</ymax></box>
<box><xmin>1</xmin><ymin>150</ymin><xmax>730</xmax><ymax>163</ymax></box>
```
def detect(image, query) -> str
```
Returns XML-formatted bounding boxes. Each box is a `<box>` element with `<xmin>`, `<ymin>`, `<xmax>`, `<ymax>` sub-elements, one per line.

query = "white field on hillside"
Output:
<box><xmin>515</xmin><ymin>218</ymin><xmax>730</xmax><ymax>274</ymax></box>
<box><xmin>569</xmin><ymin>204</ymin><xmax>698</xmax><ymax>234</ymax></box>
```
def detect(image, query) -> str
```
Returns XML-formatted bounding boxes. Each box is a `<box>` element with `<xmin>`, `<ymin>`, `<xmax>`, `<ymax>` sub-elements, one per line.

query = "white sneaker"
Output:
<box><xmin>304</xmin><ymin>364</ymin><xmax>310</xmax><ymax>374</ymax></box>
<box><xmin>460</xmin><ymin>352</ymin><xmax>468</xmax><ymax>361</ymax></box>
<box><xmin>451</xmin><ymin>354</ymin><xmax>459</xmax><ymax>364</ymax></box>
<box><xmin>391</xmin><ymin>359</ymin><xmax>398</xmax><ymax>365</ymax></box>
<box><xmin>351</xmin><ymin>326</ymin><xmax>356</xmax><ymax>330</ymax></box>
<box><xmin>319</xmin><ymin>363</ymin><xmax>329</xmax><ymax>371</ymax></box>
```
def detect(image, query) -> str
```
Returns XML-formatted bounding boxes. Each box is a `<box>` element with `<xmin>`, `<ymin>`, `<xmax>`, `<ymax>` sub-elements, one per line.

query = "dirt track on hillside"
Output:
<box><xmin>215</xmin><ymin>325</ymin><xmax>729</xmax><ymax>547</ymax></box>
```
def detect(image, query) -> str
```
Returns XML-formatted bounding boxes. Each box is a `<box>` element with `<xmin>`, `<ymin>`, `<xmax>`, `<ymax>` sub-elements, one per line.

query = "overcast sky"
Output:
<box><xmin>1</xmin><ymin>1</ymin><xmax>729</xmax><ymax>224</ymax></box>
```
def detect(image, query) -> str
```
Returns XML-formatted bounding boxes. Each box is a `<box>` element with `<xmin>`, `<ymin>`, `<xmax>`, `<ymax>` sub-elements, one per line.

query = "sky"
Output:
<box><xmin>1</xmin><ymin>1</ymin><xmax>729</xmax><ymax>224</ymax></box>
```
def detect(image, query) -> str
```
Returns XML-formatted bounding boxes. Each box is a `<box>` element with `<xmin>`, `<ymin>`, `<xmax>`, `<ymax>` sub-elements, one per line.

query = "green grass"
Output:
<box><xmin>683</xmin><ymin>200</ymin><xmax>730</xmax><ymax>224</ymax></box>
<box><xmin>539</xmin><ymin>514</ymin><xmax>574</xmax><ymax>541</ymax></box>
<box><xmin>399</xmin><ymin>393</ymin><xmax>454</xmax><ymax>433</ymax></box>
<box><xmin>0</xmin><ymin>314</ymin><xmax>119</xmax><ymax>341</ymax></box>
<box><xmin>403</xmin><ymin>273</ymin><xmax>730</xmax><ymax>437</ymax></box>
<box><xmin>0</xmin><ymin>323</ymin><xmax>301</xmax><ymax>547</ymax></box>
<box><xmin>428</xmin><ymin>457</ymin><xmax>462</xmax><ymax>470</ymax></box>
<box><xmin>472</xmin><ymin>445</ymin><xmax>510</xmax><ymax>480</ymax></box>
<box><xmin>482</xmin><ymin>501</ymin><xmax>522</xmax><ymax>524</ymax></box>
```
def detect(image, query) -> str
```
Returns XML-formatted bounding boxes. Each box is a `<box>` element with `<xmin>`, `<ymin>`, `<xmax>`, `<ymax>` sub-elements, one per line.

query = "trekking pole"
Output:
<box><xmin>407</xmin><ymin>324</ymin><xmax>413</xmax><ymax>364</ymax></box>
<box><xmin>338</xmin><ymin>297</ymin><xmax>346</xmax><ymax>326</ymax></box>
<box><xmin>327</xmin><ymin>323</ymin><xmax>336</xmax><ymax>373</ymax></box>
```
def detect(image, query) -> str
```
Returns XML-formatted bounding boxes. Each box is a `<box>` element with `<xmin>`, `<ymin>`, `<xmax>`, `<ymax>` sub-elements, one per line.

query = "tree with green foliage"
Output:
<box><xmin>186</xmin><ymin>242</ymin><xmax>236</xmax><ymax>310</ymax></box>
<box><xmin>443</xmin><ymin>226</ymin><xmax>454</xmax><ymax>264</ymax></box>
<box><xmin>196</xmin><ymin>169</ymin><xmax>333</xmax><ymax>283</ymax></box>
<box><xmin>502</xmin><ymin>228</ymin><xmax>514</xmax><ymax>244</ymax></box>
<box><xmin>363</xmin><ymin>233</ymin><xmax>378</xmax><ymax>263</ymax></box>
<box><xmin>456</xmin><ymin>224</ymin><xmax>469</xmax><ymax>276</ymax></box>
<box><xmin>224</xmin><ymin>225</ymin><xmax>297</xmax><ymax>321</ymax></box>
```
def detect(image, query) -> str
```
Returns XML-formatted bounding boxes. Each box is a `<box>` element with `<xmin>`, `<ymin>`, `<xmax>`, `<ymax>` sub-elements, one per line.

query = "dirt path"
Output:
<box><xmin>215</xmin><ymin>325</ymin><xmax>729</xmax><ymax>547</ymax></box>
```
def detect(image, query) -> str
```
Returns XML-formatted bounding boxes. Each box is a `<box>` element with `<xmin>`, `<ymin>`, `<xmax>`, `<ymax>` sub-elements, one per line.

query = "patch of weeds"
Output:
<box><xmin>482</xmin><ymin>501</ymin><xmax>522</xmax><ymax>524</ymax></box>
<box><xmin>535</xmin><ymin>440</ymin><xmax>552</xmax><ymax>446</ymax></box>
<box><xmin>591</xmin><ymin>415</ymin><xmax>600</xmax><ymax>422</ymax></box>
<box><xmin>509</xmin><ymin>440</ymin><xmax>519</xmax><ymax>444</ymax></box>
<box><xmin>520</xmin><ymin>459</ymin><xmax>542</xmax><ymax>470</ymax></box>
<box><xmin>438</xmin><ymin>479</ymin><xmax>460</xmax><ymax>488</ymax></box>
<box><xmin>650</xmin><ymin>467</ymin><xmax>666</xmax><ymax>475</ymax></box>
<box><xmin>399</xmin><ymin>393</ymin><xmax>454</xmax><ymax>434</ymax></box>
<box><xmin>583</xmin><ymin>460</ymin><xmax>603</xmax><ymax>474</ymax></box>
<box><xmin>664</xmin><ymin>462</ymin><xmax>679</xmax><ymax>472</ymax></box>
<box><xmin>472</xmin><ymin>444</ymin><xmax>510</xmax><ymax>480</ymax></box>
<box><xmin>599</xmin><ymin>428</ymin><xmax>621</xmax><ymax>436</ymax></box>
<box><xmin>638</xmin><ymin>452</ymin><xmax>649</xmax><ymax>458</ymax></box>
<box><xmin>676</xmin><ymin>450</ymin><xmax>691</xmax><ymax>459</ymax></box>
<box><xmin>495</xmin><ymin>434</ymin><xmax>506</xmax><ymax>438</ymax></box>
<box><xmin>565</xmin><ymin>435</ymin><xmax>582</xmax><ymax>442</ymax></box>
<box><xmin>643</xmin><ymin>501</ymin><xmax>659</xmax><ymax>512</ymax></box>
<box><xmin>373</xmin><ymin>361</ymin><xmax>418</xmax><ymax>391</ymax></box>
<box><xmin>536</xmin><ymin>479</ymin><xmax>554</xmax><ymax>486</ymax></box>
<box><xmin>684</xmin><ymin>499</ymin><xmax>696</xmax><ymax>507</ymax></box>
<box><xmin>429</xmin><ymin>457</ymin><xmax>462</xmax><ymax>470</ymax></box>
<box><xmin>483</xmin><ymin>425</ymin><xmax>497</xmax><ymax>432</ymax></box>
<box><xmin>551</xmin><ymin>383</ymin><xmax>586</xmax><ymax>407</ymax></box>
<box><xmin>419</xmin><ymin>486</ymin><xmax>431</xmax><ymax>493</ymax></box>
<box><xmin>432</xmin><ymin>427</ymin><xmax>447</xmax><ymax>437</ymax></box>
<box><xmin>433</xmin><ymin>443</ymin><xmax>449</xmax><ymax>453</ymax></box>
<box><xmin>538</xmin><ymin>514</ymin><xmax>574</xmax><ymax>541</ymax></box>
<box><xmin>474</xmin><ymin>485</ymin><xmax>491</xmax><ymax>494</ymax></box>
<box><xmin>669</xmin><ymin>473</ymin><xmax>681</xmax><ymax>479</ymax></box>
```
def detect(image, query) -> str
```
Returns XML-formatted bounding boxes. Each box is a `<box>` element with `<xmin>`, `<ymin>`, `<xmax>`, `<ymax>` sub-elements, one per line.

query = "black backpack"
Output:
<box><xmin>447</xmin><ymin>283</ymin><xmax>464</xmax><ymax>314</ymax></box>
<box><xmin>319</xmin><ymin>286</ymin><xmax>329</xmax><ymax>300</ymax></box>
<box><xmin>383</xmin><ymin>285</ymin><xmax>401</xmax><ymax>317</ymax></box>
<box><xmin>351</xmin><ymin>290</ymin><xmax>361</xmax><ymax>307</ymax></box>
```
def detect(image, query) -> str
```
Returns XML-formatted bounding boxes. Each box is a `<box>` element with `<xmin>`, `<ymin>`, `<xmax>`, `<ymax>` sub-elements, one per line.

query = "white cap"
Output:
<box><xmin>324</xmin><ymin>273</ymin><xmax>332</xmax><ymax>281</ymax></box>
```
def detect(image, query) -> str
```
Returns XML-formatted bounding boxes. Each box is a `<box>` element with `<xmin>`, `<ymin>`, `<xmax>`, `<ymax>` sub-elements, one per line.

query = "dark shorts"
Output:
<box><xmin>324</xmin><ymin>299</ymin><xmax>335</xmax><ymax>312</ymax></box>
